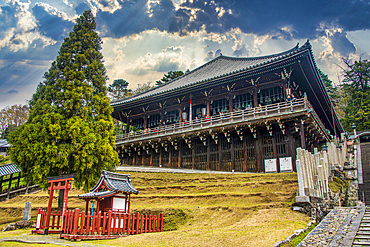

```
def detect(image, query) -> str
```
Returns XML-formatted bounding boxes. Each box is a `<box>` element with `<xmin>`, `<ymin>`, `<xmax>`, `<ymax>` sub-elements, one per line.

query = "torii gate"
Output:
<box><xmin>43</xmin><ymin>174</ymin><xmax>76</xmax><ymax>235</ymax></box>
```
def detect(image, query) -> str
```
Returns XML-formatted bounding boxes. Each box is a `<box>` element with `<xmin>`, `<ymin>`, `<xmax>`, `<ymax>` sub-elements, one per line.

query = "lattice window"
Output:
<box><xmin>262</xmin><ymin>130</ymin><xmax>274</xmax><ymax>159</ymax></box>
<box><xmin>257</xmin><ymin>86</ymin><xmax>284</xmax><ymax>105</ymax></box>
<box><xmin>152</xmin><ymin>151</ymin><xmax>160</xmax><ymax>167</ymax></box>
<box><xmin>220</xmin><ymin>134</ymin><xmax>232</xmax><ymax>171</ymax></box>
<box><xmin>181</xmin><ymin>141</ymin><xmax>192</xmax><ymax>169</ymax></box>
<box><xmin>233</xmin><ymin>133</ymin><xmax>245</xmax><ymax>172</ymax></box>
<box><xmin>165</xmin><ymin>110</ymin><xmax>179</xmax><ymax>124</ymax></box>
<box><xmin>245</xmin><ymin>133</ymin><xmax>257</xmax><ymax>172</ymax></box>
<box><xmin>148</xmin><ymin>114</ymin><xmax>161</xmax><ymax>128</ymax></box>
<box><xmin>194</xmin><ymin>138</ymin><xmax>207</xmax><ymax>170</ymax></box>
<box><xmin>209</xmin><ymin>137</ymin><xmax>219</xmax><ymax>171</ymax></box>
<box><xmin>211</xmin><ymin>99</ymin><xmax>229</xmax><ymax>116</ymax></box>
<box><xmin>275</xmin><ymin>127</ymin><xmax>287</xmax><ymax>158</ymax></box>
<box><xmin>131</xmin><ymin>118</ymin><xmax>144</xmax><ymax>130</ymax></box>
<box><xmin>234</xmin><ymin>94</ymin><xmax>253</xmax><ymax>110</ymax></box>
<box><xmin>143</xmin><ymin>152</ymin><xmax>150</xmax><ymax>167</ymax></box>
<box><xmin>162</xmin><ymin>149</ymin><xmax>170</xmax><ymax>168</ymax></box>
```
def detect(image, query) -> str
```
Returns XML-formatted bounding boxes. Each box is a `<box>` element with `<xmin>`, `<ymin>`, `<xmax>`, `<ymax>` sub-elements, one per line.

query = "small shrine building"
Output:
<box><xmin>78</xmin><ymin>170</ymin><xmax>140</xmax><ymax>214</ymax></box>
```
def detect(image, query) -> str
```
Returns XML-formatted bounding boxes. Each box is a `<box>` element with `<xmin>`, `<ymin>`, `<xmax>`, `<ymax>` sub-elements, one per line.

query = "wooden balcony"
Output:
<box><xmin>115</xmin><ymin>98</ymin><xmax>328</xmax><ymax>145</ymax></box>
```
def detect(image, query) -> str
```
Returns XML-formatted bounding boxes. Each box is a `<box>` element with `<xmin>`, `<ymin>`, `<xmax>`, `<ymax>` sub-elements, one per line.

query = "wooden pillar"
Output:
<box><xmin>169</xmin><ymin>148</ymin><xmax>172</xmax><ymax>168</ymax></box>
<box><xmin>179</xmin><ymin>108</ymin><xmax>183</xmax><ymax>124</ymax></box>
<box><xmin>243</xmin><ymin>136</ymin><xmax>247</xmax><ymax>172</ymax></box>
<box><xmin>192</xmin><ymin>141</ymin><xmax>195</xmax><ymax>169</ymax></box>
<box><xmin>218</xmin><ymin>140</ymin><xmax>222</xmax><ymax>171</ymax></box>
<box><xmin>144</xmin><ymin>115</ymin><xmax>147</xmax><ymax>129</ymax></box>
<box><xmin>255</xmin><ymin>130</ymin><xmax>262</xmax><ymax>172</ymax></box>
<box><xmin>150</xmin><ymin>151</ymin><xmax>153</xmax><ymax>166</ymax></box>
<box><xmin>178</xmin><ymin>142</ymin><xmax>182</xmax><ymax>168</ymax></box>
<box><xmin>272</xmin><ymin>135</ymin><xmax>278</xmax><ymax>172</ymax></box>
<box><xmin>0</xmin><ymin>175</ymin><xmax>3</xmax><ymax>193</ymax></box>
<box><xmin>60</xmin><ymin>179</ymin><xmax>70</xmax><ymax>232</ymax></box>
<box><xmin>16</xmin><ymin>173</ymin><xmax>21</xmax><ymax>188</ymax></box>
<box><xmin>159</xmin><ymin>148</ymin><xmax>162</xmax><ymax>167</ymax></box>
<box><xmin>253</xmin><ymin>88</ymin><xmax>258</xmax><ymax>107</ymax></box>
<box><xmin>85</xmin><ymin>200</ymin><xmax>89</xmax><ymax>214</ymax></box>
<box><xmin>207</xmin><ymin>137</ymin><xmax>210</xmax><ymax>170</ymax></box>
<box><xmin>300</xmin><ymin>121</ymin><xmax>306</xmax><ymax>150</ymax></box>
<box><xmin>132</xmin><ymin>153</ymin><xmax>136</xmax><ymax>166</ymax></box>
<box><xmin>229</xmin><ymin>95</ymin><xmax>233</xmax><ymax>112</ymax></box>
<box><xmin>6</xmin><ymin>173</ymin><xmax>13</xmax><ymax>200</ymax></box>
<box><xmin>44</xmin><ymin>181</ymin><xmax>55</xmax><ymax>234</ymax></box>
<box><xmin>206</xmin><ymin>100</ymin><xmax>211</xmax><ymax>117</ymax></box>
<box><xmin>231</xmin><ymin>138</ymin><xmax>235</xmax><ymax>171</ymax></box>
<box><xmin>126</xmin><ymin>117</ymin><xmax>130</xmax><ymax>134</ymax></box>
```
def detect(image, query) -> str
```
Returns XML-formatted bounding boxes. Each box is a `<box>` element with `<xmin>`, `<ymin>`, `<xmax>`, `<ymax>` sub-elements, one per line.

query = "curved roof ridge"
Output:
<box><xmin>111</xmin><ymin>42</ymin><xmax>309</xmax><ymax>106</ymax></box>
<box><xmin>220</xmin><ymin>42</ymin><xmax>299</xmax><ymax>61</ymax></box>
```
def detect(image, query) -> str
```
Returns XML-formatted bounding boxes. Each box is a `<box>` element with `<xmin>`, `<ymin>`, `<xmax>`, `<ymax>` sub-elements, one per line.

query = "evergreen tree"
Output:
<box><xmin>339</xmin><ymin>58</ymin><xmax>370</xmax><ymax>131</ymax></box>
<box><xmin>108</xmin><ymin>79</ymin><xmax>132</xmax><ymax>100</ymax></box>
<box><xmin>8</xmin><ymin>10</ymin><xmax>119</xmax><ymax>192</ymax></box>
<box><xmin>156</xmin><ymin>71</ymin><xmax>184</xmax><ymax>85</ymax></box>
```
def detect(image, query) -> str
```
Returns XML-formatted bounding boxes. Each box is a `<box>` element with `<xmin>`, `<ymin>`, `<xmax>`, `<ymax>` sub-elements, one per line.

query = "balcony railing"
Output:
<box><xmin>115</xmin><ymin>98</ymin><xmax>322</xmax><ymax>144</ymax></box>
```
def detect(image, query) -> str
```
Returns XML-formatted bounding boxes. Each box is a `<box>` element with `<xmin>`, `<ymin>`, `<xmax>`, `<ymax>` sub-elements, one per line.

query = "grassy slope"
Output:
<box><xmin>0</xmin><ymin>172</ymin><xmax>310</xmax><ymax>247</ymax></box>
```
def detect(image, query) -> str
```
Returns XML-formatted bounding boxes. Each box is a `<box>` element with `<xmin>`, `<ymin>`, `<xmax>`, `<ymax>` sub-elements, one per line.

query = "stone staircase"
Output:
<box><xmin>353</xmin><ymin>207</ymin><xmax>370</xmax><ymax>246</ymax></box>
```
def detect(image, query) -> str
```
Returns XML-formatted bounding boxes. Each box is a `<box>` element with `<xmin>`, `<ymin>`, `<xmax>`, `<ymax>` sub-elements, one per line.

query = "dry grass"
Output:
<box><xmin>0</xmin><ymin>171</ymin><xmax>310</xmax><ymax>246</ymax></box>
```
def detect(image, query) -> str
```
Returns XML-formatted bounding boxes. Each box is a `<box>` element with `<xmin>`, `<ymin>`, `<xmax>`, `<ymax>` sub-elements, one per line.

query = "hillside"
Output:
<box><xmin>0</xmin><ymin>171</ymin><xmax>310</xmax><ymax>246</ymax></box>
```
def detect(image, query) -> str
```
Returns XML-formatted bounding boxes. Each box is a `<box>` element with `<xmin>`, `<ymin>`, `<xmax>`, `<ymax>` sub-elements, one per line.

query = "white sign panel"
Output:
<box><xmin>279</xmin><ymin>157</ymin><xmax>293</xmax><ymax>172</ymax></box>
<box><xmin>112</xmin><ymin>197</ymin><xmax>126</xmax><ymax>211</ymax></box>
<box><xmin>264</xmin><ymin>159</ymin><xmax>277</xmax><ymax>173</ymax></box>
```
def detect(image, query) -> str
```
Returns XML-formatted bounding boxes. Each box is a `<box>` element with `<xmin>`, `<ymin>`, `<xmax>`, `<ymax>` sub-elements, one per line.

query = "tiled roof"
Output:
<box><xmin>78</xmin><ymin>170</ymin><xmax>139</xmax><ymax>199</ymax></box>
<box><xmin>111</xmin><ymin>42</ymin><xmax>306</xmax><ymax>106</ymax></box>
<box><xmin>0</xmin><ymin>163</ymin><xmax>21</xmax><ymax>176</ymax></box>
<box><xmin>0</xmin><ymin>139</ymin><xmax>10</xmax><ymax>148</ymax></box>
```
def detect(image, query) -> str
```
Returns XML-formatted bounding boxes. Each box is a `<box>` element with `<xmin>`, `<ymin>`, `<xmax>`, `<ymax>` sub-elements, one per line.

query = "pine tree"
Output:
<box><xmin>9</xmin><ymin>10</ymin><xmax>119</xmax><ymax>192</ymax></box>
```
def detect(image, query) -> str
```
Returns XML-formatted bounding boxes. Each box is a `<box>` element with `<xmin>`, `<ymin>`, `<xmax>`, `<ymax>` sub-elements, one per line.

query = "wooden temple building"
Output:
<box><xmin>111</xmin><ymin>41</ymin><xmax>344</xmax><ymax>172</ymax></box>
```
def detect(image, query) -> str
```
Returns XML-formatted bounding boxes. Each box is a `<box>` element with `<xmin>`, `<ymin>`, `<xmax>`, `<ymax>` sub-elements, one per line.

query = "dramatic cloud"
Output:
<box><xmin>1</xmin><ymin>0</ymin><xmax>370</xmax><ymax>108</ymax></box>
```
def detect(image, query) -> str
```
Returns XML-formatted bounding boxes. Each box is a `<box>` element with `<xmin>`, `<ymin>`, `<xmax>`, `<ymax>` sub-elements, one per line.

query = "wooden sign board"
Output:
<box><xmin>264</xmin><ymin>159</ymin><xmax>277</xmax><ymax>173</ymax></box>
<box><xmin>279</xmin><ymin>157</ymin><xmax>293</xmax><ymax>172</ymax></box>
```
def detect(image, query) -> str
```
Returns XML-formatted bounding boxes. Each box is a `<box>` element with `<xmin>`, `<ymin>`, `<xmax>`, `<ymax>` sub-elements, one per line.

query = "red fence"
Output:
<box><xmin>33</xmin><ymin>208</ymin><xmax>62</xmax><ymax>234</ymax></box>
<box><xmin>33</xmin><ymin>208</ymin><xmax>163</xmax><ymax>239</ymax></box>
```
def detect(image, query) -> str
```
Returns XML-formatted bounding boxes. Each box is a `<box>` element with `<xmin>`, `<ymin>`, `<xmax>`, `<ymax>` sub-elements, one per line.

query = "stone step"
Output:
<box><xmin>353</xmin><ymin>241</ymin><xmax>370</xmax><ymax>246</ymax></box>
<box><xmin>356</xmin><ymin>235</ymin><xmax>370</xmax><ymax>239</ymax></box>
<box><xmin>357</xmin><ymin>232</ymin><xmax>370</xmax><ymax>235</ymax></box>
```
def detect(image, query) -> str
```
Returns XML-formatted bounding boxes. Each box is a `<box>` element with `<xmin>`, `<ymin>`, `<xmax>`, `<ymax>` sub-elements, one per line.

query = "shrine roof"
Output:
<box><xmin>0</xmin><ymin>163</ymin><xmax>21</xmax><ymax>177</ymax></box>
<box><xmin>111</xmin><ymin>43</ymin><xmax>302</xmax><ymax>106</ymax></box>
<box><xmin>77</xmin><ymin>170</ymin><xmax>139</xmax><ymax>199</ymax></box>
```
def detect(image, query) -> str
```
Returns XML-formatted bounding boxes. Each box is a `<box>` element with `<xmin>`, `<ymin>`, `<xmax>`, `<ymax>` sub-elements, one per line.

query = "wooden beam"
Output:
<box><xmin>6</xmin><ymin>173</ymin><xmax>13</xmax><ymax>200</ymax></box>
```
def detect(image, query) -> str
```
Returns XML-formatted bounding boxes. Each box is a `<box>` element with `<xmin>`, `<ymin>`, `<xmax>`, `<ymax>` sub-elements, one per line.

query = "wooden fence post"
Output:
<box><xmin>73</xmin><ymin>209</ymin><xmax>79</xmax><ymax>236</ymax></box>
<box><xmin>131</xmin><ymin>213</ymin><xmax>135</xmax><ymax>235</ymax></box>
<box><xmin>136</xmin><ymin>212</ymin><xmax>140</xmax><ymax>235</ymax></box>
<box><xmin>80</xmin><ymin>211</ymin><xmax>85</xmax><ymax>235</ymax></box>
<box><xmin>160</xmin><ymin>213</ymin><xmax>163</xmax><ymax>232</ymax></box>
<box><xmin>107</xmin><ymin>211</ymin><xmax>112</xmax><ymax>236</ymax></box>
<box><xmin>123</xmin><ymin>214</ymin><xmax>127</xmax><ymax>235</ymax></box>
<box><xmin>127</xmin><ymin>214</ymin><xmax>131</xmax><ymax>235</ymax></box>
<box><xmin>149</xmin><ymin>215</ymin><xmax>152</xmax><ymax>233</ymax></box>
<box><xmin>140</xmin><ymin>214</ymin><xmax>144</xmax><ymax>234</ymax></box>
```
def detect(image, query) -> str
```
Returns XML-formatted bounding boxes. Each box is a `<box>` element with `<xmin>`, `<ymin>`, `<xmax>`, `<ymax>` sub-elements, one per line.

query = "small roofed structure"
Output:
<box><xmin>78</xmin><ymin>170</ymin><xmax>139</xmax><ymax>214</ymax></box>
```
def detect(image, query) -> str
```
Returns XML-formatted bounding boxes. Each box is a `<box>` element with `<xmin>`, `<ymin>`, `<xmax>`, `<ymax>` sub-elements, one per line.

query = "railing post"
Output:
<box><xmin>107</xmin><ymin>211</ymin><xmax>112</xmax><ymax>236</ymax></box>
<box><xmin>73</xmin><ymin>209</ymin><xmax>79</xmax><ymax>236</ymax></box>
<box><xmin>80</xmin><ymin>211</ymin><xmax>85</xmax><ymax>235</ymax></box>
<box><xmin>136</xmin><ymin>212</ymin><xmax>140</xmax><ymax>234</ymax></box>
<box><xmin>131</xmin><ymin>213</ymin><xmax>136</xmax><ymax>235</ymax></box>
<box><xmin>149</xmin><ymin>215</ymin><xmax>152</xmax><ymax>233</ymax></box>
<box><xmin>160</xmin><ymin>213</ymin><xmax>163</xmax><ymax>232</ymax></box>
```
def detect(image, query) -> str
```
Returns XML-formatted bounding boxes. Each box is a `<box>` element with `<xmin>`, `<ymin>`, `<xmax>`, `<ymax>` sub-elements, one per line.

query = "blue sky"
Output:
<box><xmin>0</xmin><ymin>0</ymin><xmax>369</xmax><ymax>109</ymax></box>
